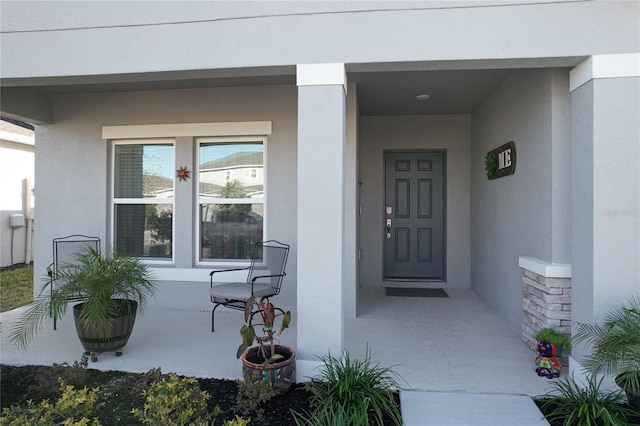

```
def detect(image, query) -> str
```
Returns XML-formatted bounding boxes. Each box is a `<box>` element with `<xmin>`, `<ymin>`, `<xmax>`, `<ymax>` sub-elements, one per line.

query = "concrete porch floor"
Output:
<box><xmin>352</xmin><ymin>287</ymin><xmax>555</xmax><ymax>395</ymax></box>
<box><xmin>1</xmin><ymin>287</ymin><xmax>553</xmax><ymax>425</ymax></box>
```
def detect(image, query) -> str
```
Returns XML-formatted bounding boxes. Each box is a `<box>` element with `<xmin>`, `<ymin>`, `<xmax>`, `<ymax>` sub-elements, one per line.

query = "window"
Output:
<box><xmin>198</xmin><ymin>139</ymin><xmax>264</xmax><ymax>261</ymax></box>
<box><xmin>113</xmin><ymin>141</ymin><xmax>174</xmax><ymax>259</ymax></box>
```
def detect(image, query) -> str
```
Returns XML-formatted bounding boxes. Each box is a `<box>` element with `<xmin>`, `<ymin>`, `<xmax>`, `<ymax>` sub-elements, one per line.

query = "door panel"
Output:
<box><xmin>384</xmin><ymin>151</ymin><xmax>445</xmax><ymax>280</ymax></box>
<box><xmin>417</xmin><ymin>228</ymin><xmax>432</xmax><ymax>262</ymax></box>
<box><xmin>395</xmin><ymin>228</ymin><xmax>410</xmax><ymax>261</ymax></box>
<box><xmin>395</xmin><ymin>180</ymin><xmax>410</xmax><ymax>217</ymax></box>
<box><xmin>417</xmin><ymin>179</ymin><xmax>432</xmax><ymax>217</ymax></box>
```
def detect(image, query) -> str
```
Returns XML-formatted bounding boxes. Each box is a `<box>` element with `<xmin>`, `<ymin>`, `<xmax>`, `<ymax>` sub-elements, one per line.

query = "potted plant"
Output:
<box><xmin>535</xmin><ymin>327</ymin><xmax>571</xmax><ymax>357</ymax></box>
<box><xmin>573</xmin><ymin>294</ymin><xmax>640</xmax><ymax>410</ymax></box>
<box><xmin>11</xmin><ymin>248</ymin><xmax>157</xmax><ymax>361</ymax></box>
<box><xmin>236</xmin><ymin>296</ymin><xmax>295</xmax><ymax>395</ymax></box>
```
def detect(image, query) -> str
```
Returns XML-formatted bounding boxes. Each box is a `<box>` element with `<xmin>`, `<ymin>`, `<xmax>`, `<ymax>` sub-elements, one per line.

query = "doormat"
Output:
<box><xmin>385</xmin><ymin>287</ymin><xmax>448</xmax><ymax>298</ymax></box>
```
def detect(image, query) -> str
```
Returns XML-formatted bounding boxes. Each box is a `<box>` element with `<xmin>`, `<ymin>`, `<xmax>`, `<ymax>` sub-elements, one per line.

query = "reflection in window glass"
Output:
<box><xmin>113</xmin><ymin>142</ymin><xmax>174</xmax><ymax>259</ymax></box>
<box><xmin>115</xmin><ymin>144</ymin><xmax>173</xmax><ymax>199</ymax></box>
<box><xmin>115</xmin><ymin>204</ymin><xmax>172</xmax><ymax>258</ymax></box>
<box><xmin>199</xmin><ymin>141</ymin><xmax>264</xmax><ymax>261</ymax></box>
<box><xmin>199</xmin><ymin>143</ymin><xmax>263</xmax><ymax>198</ymax></box>
<box><xmin>200</xmin><ymin>204</ymin><xmax>263</xmax><ymax>260</ymax></box>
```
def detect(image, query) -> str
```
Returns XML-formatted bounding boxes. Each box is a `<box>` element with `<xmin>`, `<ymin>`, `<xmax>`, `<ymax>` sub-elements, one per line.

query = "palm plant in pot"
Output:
<box><xmin>237</xmin><ymin>296</ymin><xmax>295</xmax><ymax>395</ymax></box>
<box><xmin>11</xmin><ymin>248</ymin><xmax>157</xmax><ymax>361</ymax></box>
<box><xmin>573</xmin><ymin>294</ymin><xmax>640</xmax><ymax>410</ymax></box>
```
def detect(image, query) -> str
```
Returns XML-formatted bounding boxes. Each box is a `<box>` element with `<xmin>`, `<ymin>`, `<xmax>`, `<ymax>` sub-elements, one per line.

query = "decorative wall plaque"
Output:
<box><xmin>485</xmin><ymin>141</ymin><xmax>516</xmax><ymax>180</ymax></box>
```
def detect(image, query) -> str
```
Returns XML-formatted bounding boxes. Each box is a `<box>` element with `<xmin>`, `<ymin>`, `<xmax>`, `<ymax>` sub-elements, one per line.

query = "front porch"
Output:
<box><xmin>0</xmin><ymin>287</ymin><xmax>553</xmax><ymax>397</ymax></box>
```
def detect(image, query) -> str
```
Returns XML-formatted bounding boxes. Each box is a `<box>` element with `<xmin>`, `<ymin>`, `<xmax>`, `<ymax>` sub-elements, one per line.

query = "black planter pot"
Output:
<box><xmin>73</xmin><ymin>299</ymin><xmax>138</xmax><ymax>362</ymax></box>
<box><xmin>241</xmin><ymin>344</ymin><xmax>296</xmax><ymax>395</ymax></box>
<box><xmin>616</xmin><ymin>374</ymin><xmax>640</xmax><ymax>411</ymax></box>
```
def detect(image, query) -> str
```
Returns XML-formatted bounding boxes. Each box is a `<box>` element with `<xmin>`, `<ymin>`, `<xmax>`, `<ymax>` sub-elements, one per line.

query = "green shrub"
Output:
<box><xmin>293</xmin><ymin>348</ymin><xmax>402</xmax><ymax>426</ymax></box>
<box><xmin>128</xmin><ymin>366</ymin><xmax>163</xmax><ymax>397</ymax></box>
<box><xmin>131</xmin><ymin>373</ymin><xmax>210</xmax><ymax>426</ymax></box>
<box><xmin>539</xmin><ymin>373</ymin><xmax>639</xmax><ymax>426</ymax></box>
<box><xmin>27</xmin><ymin>356</ymin><xmax>89</xmax><ymax>399</ymax></box>
<box><xmin>535</xmin><ymin>328</ymin><xmax>571</xmax><ymax>351</ymax></box>
<box><xmin>233</xmin><ymin>374</ymin><xmax>276</xmax><ymax>422</ymax></box>
<box><xmin>0</xmin><ymin>381</ymin><xmax>103</xmax><ymax>426</ymax></box>
<box><xmin>224</xmin><ymin>415</ymin><xmax>250</xmax><ymax>426</ymax></box>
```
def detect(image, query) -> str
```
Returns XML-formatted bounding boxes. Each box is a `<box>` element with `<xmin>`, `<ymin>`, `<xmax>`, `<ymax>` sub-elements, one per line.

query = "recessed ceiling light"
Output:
<box><xmin>416</xmin><ymin>94</ymin><xmax>431</xmax><ymax>101</ymax></box>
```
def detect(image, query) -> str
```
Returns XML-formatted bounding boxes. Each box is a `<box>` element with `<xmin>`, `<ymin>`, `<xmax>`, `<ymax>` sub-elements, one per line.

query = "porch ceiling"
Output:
<box><xmin>2</xmin><ymin>68</ymin><xmax>511</xmax><ymax>117</ymax></box>
<box><xmin>351</xmin><ymin>69</ymin><xmax>513</xmax><ymax>115</ymax></box>
<box><xmin>2</xmin><ymin>57</ymin><xmax>583</xmax><ymax>118</ymax></box>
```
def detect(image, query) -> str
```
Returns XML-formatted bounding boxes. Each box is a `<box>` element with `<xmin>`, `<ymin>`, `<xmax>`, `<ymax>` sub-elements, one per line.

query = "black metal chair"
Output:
<box><xmin>209</xmin><ymin>240</ymin><xmax>289</xmax><ymax>332</ymax></box>
<box><xmin>48</xmin><ymin>235</ymin><xmax>101</xmax><ymax>329</ymax></box>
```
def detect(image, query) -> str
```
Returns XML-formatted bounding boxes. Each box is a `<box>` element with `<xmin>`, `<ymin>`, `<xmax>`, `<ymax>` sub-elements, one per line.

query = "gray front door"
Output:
<box><xmin>384</xmin><ymin>151</ymin><xmax>445</xmax><ymax>280</ymax></box>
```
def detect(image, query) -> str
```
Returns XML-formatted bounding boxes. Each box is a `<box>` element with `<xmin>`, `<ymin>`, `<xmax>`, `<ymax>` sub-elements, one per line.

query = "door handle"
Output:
<box><xmin>386</xmin><ymin>219</ymin><xmax>392</xmax><ymax>239</ymax></box>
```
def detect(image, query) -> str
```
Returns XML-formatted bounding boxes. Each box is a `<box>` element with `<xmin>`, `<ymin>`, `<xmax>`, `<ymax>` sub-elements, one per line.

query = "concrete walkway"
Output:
<box><xmin>401</xmin><ymin>391</ymin><xmax>549</xmax><ymax>425</ymax></box>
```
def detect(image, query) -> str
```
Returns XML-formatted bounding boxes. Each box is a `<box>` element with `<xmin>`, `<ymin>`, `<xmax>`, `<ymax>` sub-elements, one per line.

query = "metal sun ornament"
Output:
<box><xmin>176</xmin><ymin>167</ymin><xmax>190</xmax><ymax>182</ymax></box>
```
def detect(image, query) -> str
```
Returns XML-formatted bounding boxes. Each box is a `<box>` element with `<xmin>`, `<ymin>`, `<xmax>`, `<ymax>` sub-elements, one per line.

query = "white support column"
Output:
<box><xmin>296</xmin><ymin>63</ymin><xmax>347</xmax><ymax>378</ymax></box>
<box><xmin>569</xmin><ymin>53</ymin><xmax>640</xmax><ymax>92</ymax></box>
<box><xmin>569</xmin><ymin>54</ymin><xmax>640</xmax><ymax>370</ymax></box>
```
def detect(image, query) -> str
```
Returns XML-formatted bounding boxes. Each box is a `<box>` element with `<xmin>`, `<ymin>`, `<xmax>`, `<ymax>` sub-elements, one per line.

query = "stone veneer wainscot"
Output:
<box><xmin>519</xmin><ymin>256</ymin><xmax>572</xmax><ymax>350</ymax></box>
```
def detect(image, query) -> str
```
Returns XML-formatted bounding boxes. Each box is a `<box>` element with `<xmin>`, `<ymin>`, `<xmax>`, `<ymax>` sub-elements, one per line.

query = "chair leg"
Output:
<box><xmin>211</xmin><ymin>303</ymin><xmax>222</xmax><ymax>332</ymax></box>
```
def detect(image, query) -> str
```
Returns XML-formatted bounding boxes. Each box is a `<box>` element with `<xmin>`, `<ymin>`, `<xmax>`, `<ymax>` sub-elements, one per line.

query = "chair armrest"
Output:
<box><xmin>210</xmin><ymin>266</ymin><xmax>250</xmax><ymax>288</ymax></box>
<box><xmin>250</xmin><ymin>272</ymin><xmax>286</xmax><ymax>283</ymax></box>
<box><xmin>250</xmin><ymin>272</ymin><xmax>287</xmax><ymax>292</ymax></box>
<box><xmin>210</xmin><ymin>266</ymin><xmax>250</xmax><ymax>277</ymax></box>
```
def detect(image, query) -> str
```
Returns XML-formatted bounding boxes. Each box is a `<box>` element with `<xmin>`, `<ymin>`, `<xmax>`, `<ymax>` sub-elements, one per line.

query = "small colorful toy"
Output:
<box><xmin>535</xmin><ymin>340</ymin><xmax>561</xmax><ymax>379</ymax></box>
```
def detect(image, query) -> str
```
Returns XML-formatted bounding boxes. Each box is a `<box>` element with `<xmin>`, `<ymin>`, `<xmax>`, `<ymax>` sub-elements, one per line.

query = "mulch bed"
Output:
<box><xmin>533</xmin><ymin>400</ymin><xmax>562</xmax><ymax>426</ymax></box>
<box><xmin>0</xmin><ymin>364</ymin><xmax>398</xmax><ymax>425</ymax></box>
<box><xmin>14</xmin><ymin>363</ymin><xmax>640</xmax><ymax>426</ymax></box>
<box><xmin>0</xmin><ymin>364</ymin><xmax>313</xmax><ymax>425</ymax></box>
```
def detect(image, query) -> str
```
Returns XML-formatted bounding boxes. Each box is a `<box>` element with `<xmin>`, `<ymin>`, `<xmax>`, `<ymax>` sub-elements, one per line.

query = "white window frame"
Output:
<box><xmin>196</xmin><ymin>136</ymin><xmax>266</xmax><ymax>265</ymax></box>
<box><xmin>103</xmin><ymin>121</ymin><xmax>272</xmax><ymax>278</ymax></box>
<box><xmin>110</xmin><ymin>139</ymin><xmax>175</xmax><ymax>264</ymax></box>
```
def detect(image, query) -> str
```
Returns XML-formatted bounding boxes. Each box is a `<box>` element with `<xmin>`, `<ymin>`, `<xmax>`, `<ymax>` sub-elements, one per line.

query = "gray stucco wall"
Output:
<box><xmin>569</xmin><ymin>79</ymin><xmax>595</xmax><ymax>357</ymax></box>
<box><xmin>35</xmin><ymin>121</ymin><xmax>109</xmax><ymax>296</ymax></box>
<box><xmin>470</xmin><ymin>69</ymin><xmax>571</xmax><ymax>332</ymax></box>
<box><xmin>2</xmin><ymin>1</ymin><xmax>638</xmax><ymax>80</ymax></box>
<box><xmin>571</xmin><ymin>76</ymin><xmax>640</xmax><ymax>362</ymax></box>
<box><xmin>33</xmin><ymin>85</ymin><xmax>299</xmax><ymax>309</ymax></box>
<box><xmin>590</xmin><ymin>77</ymin><xmax>640</xmax><ymax>312</ymax></box>
<box><xmin>358</xmin><ymin>115</ymin><xmax>471</xmax><ymax>289</ymax></box>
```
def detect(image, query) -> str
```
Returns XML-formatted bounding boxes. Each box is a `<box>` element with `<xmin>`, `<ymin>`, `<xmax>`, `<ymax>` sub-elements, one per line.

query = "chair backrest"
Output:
<box><xmin>52</xmin><ymin>235</ymin><xmax>101</xmax><ymax>274</ymax></box>
<box><xmin>247</xmin><ymin>240</ymin><xmax>290</xmax><ymax>294</ymax></box>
